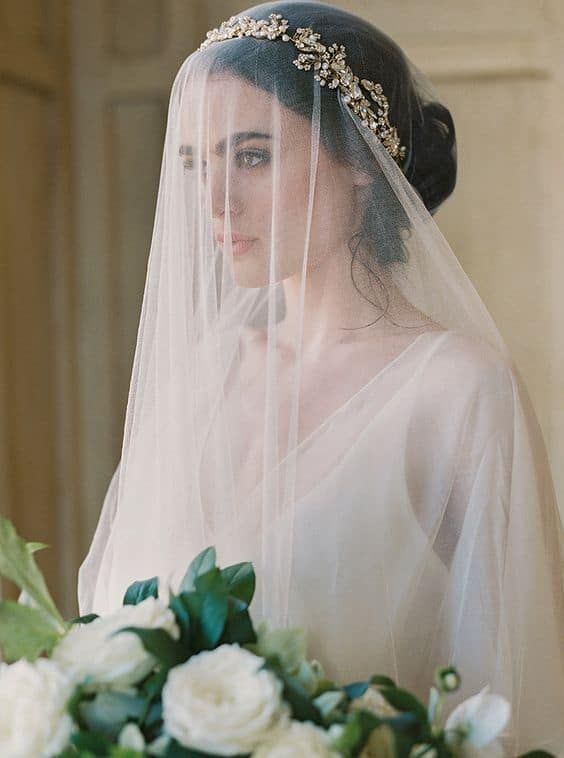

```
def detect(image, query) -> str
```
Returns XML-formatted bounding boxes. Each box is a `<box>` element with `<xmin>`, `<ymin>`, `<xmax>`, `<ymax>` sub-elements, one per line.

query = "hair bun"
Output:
<box><xmin>404</xmin><ymin>101</ymin><xmax>457</xmax><ymax>215</ymax></box>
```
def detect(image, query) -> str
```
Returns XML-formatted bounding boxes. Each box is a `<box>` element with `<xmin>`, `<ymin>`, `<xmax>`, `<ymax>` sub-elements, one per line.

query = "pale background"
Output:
<box><xmin>1</xmin><ymin>0</ymin><xmax>563</xmax><ymax>615</ymax></box>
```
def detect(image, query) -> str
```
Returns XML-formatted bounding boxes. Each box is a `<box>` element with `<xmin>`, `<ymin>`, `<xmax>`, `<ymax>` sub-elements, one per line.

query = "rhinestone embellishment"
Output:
<box><xmin>199</xmin><ymin>13</ymin><xmax>407</xmax><ymax>165</ymax></box>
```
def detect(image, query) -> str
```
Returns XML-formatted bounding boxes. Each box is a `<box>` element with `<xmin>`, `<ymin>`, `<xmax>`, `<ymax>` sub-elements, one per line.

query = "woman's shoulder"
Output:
<box><xmin>422</xmin><ymin>328</ymin><xmax>515</xmax><ymax>398</ymax></box>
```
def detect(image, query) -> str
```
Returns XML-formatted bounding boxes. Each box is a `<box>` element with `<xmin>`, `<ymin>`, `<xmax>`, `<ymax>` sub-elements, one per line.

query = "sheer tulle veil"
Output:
<box><xmin>78</xmin><ymin>2</ymin><xmax>564</xmax><ymax>752</ymax></box>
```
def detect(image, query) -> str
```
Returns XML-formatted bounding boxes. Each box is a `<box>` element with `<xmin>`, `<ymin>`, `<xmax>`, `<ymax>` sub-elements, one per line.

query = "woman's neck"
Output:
<box><xmin>279</xmin><ymin>249</ymin><xmax>428</xmax><ymax>357</ymax></box>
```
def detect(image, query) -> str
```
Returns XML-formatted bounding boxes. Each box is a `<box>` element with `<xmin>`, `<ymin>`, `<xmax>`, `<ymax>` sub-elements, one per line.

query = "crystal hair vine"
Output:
<box><xmin>198</xmin><ymin>13</ymin><xmax>407</xmax><ymax>165</ymax></box>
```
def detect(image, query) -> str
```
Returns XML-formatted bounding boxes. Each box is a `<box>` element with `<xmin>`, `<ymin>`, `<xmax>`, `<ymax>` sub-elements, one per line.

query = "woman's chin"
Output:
<box><xmin>230</xmin><ymin>256</ymin><xmax>282</xmax><ymax>289</ymax></box>
<box><xmin>231</xmin><ymin>262</ymin><xmax>269</xmax><ymax>289</ymax></box>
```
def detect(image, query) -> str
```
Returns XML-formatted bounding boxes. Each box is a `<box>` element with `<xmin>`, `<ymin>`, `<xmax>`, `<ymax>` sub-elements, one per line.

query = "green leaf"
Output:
<box><xmin>140</xmin><ymin>669</ymin><xmax>169</xmax><ymax>740</ymax></box>
<box><xmin>0</xmin><ymin>600</ymin><xmax>62</xmax><ymax>661</ymax></box>
<box><xmin>71</xmin><ymin>730</ymin><xmax>113</xmax><ymax>756</ymax></box>
<box><xmin>361</xmin><ymin>723</ymin><xmax>416</xmax><ymax>758</ymax></box>
<box><xmin>0</xmin><ymin>517</ymin><xmax>66</xmax><ymax>632</ymax></box>
<box><xmin>263</xmin><ymin>658</ymin><xmax>323</xmax><ymax>725</ymax></box>
<box><xmin>79</xmin><ymin>691</ymin><xmax>146</xmax><ymax>740</ymax></box>
<box><xmin>195</xmin><ymin>569</ymin><xmax>229</xmax><ymax>648</ymax></box>
<box><xmin>220</xmin><ymin>561</ymin><xmax>256</xmax><ymax>605</ymax></box>
<box><xmin>280</xmin><ymin>672</ymin><xmax>323</xmax><ymax>723</ymax></box>
<box><xmin>343</xmin><ymin>680</ymin><xmax>370</xmax><ymax>700</ymax></box>
<box><xmin>383</xmin><ymin>710</ymin><xmax>421</xmax><ymax>734</ymax></box>
<box><xmin>177</xmin><ymin>590</ymin><xmax>202</xmax><ymax>620</ymax></box>
<box><xmin>123</xmin><ymin>576</ymin><xmax>159</xmax><ymax>606</ymax></box>
<box><xmin>427</xmin><ymin>686</ymin><xmax>442</xmax><ymax>729</ymax></box>
<box><xmin>109</xmin><ymin>749</ymin><xmax>145</xmax><ymax>758</ymax></box>
<box><xmin>145</xmin><ymin>700</ymin><xmax>163</xmax><ymax>729</ymax></box>
<box><xmin>378</xmin><ymin>686</ymin><xmax>429</xmax><ymax>724</ymax></box>
<box><xmin>113</xmin><ymin>626</ymin><xmax>184</xmax><ymax>669</ymax></box>
<box><xmin>141</xmin><ymin>666</ymin><xmax>170</xmax><ymax>703</ymax></box>
<box><xmin>193</xmin><ymin>567</ymin><xmax>226</xmax><ymax>595</ymax></box>
<box><xmin>168</xmin><ymin>593</ymin><xmax>194</xmax><ymax>654</ymax></box>
<box><xmin>27</xmin><ymin>541</ymin><xmax>49</xmax><ymax>554</ymax></box>
<box><xmin>222</xmin><ymin>600</ymin><xmax>256</xmax><ymax>646</ymax></box>
<box><xmin>332</xmin><ymin>709</ymin><xmax>382</xmax><ymax>756</ymax></box>
<box><xmin>174</xmin><ymin>591</ymin><xmax>205</xmax><ymax>650</ymax></box>
<box><xmin>70</xmin><ymin>613</ymin><xmax>100</xmax><ymax>625</ymax></box>
<box><xmin>65</xmin><ymin>681</ymin><xmax>91</xmax><ymax>727</ymax></box>
<box><xmin>179</xmin><ymin>546</ymin><xmax>217</xmax><ymax>593</ymax></box>
<box><xmin>200</xmin><ymin>589</ymin><xmax>228</xmax><ymax>648</ymax></box>
<box><xmin>391</xmin><ymin>729</ymin><xmax>421</xmax><ymax>755</ymax></box>
<box><xmin>370</xmin><ymin>674</ymin><xmax>397</xmax><ymax>688</ymax></box>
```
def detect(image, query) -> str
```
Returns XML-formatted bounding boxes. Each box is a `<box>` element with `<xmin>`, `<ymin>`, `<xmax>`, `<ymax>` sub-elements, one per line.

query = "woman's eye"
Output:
<box><xmin>183</xmin><ymin>158</ymin><xmax>207</xmax><ymax>176</ymax></box>
<box><xmin>235</xmin><ymin>149</ymin><xmax>270</xmax><ymax>169</ymax></box>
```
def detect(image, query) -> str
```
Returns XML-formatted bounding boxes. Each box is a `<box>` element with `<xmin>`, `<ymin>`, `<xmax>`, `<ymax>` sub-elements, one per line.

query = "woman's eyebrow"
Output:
<box><xmin>178</xmin><ymin>131</ymin><xmax>271</xmax><ymax>159</ymax></box>
<box><xmin>216</xmin><ymin>131</ymin><xmax>271</xmax><ymax>155</ymax></box>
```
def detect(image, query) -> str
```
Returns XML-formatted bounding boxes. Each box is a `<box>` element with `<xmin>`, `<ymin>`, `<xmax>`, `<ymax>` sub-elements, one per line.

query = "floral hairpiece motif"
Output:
<box><xmin>198</xmin><ymin>13</ymin><xmax>407</xmax><ymax>165</ymax></box>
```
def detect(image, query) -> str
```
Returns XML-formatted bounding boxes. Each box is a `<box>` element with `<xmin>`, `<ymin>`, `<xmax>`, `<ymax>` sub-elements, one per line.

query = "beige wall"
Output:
<box><xmin>0</xmin><ymin>0</ymin><xmax>80</xmax><ymax>613</ymax></box>
<box><xmin>2</xmin><ymin>1</ymin><xmax>562</xmax><ymax>613</ymax></box>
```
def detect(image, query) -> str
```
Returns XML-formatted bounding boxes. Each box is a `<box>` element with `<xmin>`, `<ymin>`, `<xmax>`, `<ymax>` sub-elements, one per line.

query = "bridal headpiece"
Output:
<box><xmin>199</xmin><ymin>13</ymin><xmax>407</xmax><ymax>165</ymax></box>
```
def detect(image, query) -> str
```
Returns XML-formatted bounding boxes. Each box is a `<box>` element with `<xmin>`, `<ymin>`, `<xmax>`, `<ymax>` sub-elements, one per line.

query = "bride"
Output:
<box><xmin>78</xmin><ymin>2</ymin><xmax>564</xmax><ymax>753</ymax></box>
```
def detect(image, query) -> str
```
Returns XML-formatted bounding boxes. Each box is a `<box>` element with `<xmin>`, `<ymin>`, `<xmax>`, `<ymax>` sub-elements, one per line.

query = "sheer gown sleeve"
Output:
<box><xmin>408</xmin><ymin>333</ymin><xmax>564</xmax><ymax>755</ymax></box>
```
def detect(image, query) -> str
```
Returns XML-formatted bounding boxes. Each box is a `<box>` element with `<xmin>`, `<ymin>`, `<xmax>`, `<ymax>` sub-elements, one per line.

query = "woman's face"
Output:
<box><xmin>180</xmin><ymin>74</ymin><xmax>366</xmax><ymax>288</ymax></box>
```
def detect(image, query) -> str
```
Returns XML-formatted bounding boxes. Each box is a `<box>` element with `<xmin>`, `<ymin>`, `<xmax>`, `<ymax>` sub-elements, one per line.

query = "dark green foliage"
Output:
<box><xmin>70</xmin><ymin>613</ymin><xmax>100</xmax><ymax>625</ymax></box>
<box><xmin>123</xmin><ymin>577</ymin><xmax>159</xmax><ymax>606</ymax></box>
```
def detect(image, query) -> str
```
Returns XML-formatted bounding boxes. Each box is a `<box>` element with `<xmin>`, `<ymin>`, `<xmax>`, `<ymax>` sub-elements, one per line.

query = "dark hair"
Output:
<box><xmin>198</xmin><ymin>1</ymin><xmax>456</xmax><ymax>320</ymax></box>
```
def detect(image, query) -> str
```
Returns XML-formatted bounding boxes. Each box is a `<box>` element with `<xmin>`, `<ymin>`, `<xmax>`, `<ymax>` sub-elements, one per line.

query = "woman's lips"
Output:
<box><xmin>215</xmin><ymin>233</ymin><xmax>257</xmax><ymax>257</ymax></box>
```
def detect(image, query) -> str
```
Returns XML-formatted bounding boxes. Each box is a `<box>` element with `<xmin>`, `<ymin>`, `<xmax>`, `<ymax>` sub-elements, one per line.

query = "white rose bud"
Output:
<box><xmin>351</xmin><ymin>686</ymin><xmax>398</xmax><ymax>718</ymax></box>
<box><xmin>410</xmin><ymin>746</ymin><xmax>438</xmax><ymax>758</ymax></box>
<box><xmin>0</xmin><ymin>658</ymin><xmax>75</xmax><ymax>757</ymax></box>
<box><xmin>253</xmin><ymin>720</ymin><xmax>338</xmax><ymax>757</ymax></box>
<box><xmin>162</xmin><ymin>644</ymin><xmax>288</xmax><ymax>755</ymax></box>
<box><xmin>52</xmin><ymin>596</ymin><xmax>179</xmax><ymax>688</ymax></box>
<box><xmin>118</xmin><ymin>722</ymin><xmax>146</xmax><ymax>751</ymax></box>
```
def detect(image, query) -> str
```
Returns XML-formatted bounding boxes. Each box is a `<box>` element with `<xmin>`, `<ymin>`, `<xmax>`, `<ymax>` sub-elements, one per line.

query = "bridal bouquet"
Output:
<box><xmin>0</xmin><ymin>517</ymin><xmax>553</xmax><ymax>758</ymax></box>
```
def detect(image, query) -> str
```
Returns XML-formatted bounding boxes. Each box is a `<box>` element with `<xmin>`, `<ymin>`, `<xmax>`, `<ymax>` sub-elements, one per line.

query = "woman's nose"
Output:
<box><xmin>210</xmin><ymin>163</ymin><xmax>242</xmax><ymax>219</ymax></box>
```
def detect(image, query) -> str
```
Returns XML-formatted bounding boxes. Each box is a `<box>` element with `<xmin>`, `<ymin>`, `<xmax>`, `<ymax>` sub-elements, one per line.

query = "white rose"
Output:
<box><xmin>0</xmin><ymin>658</ymin><xmax>75</xmax><ymax>757</ymax></box>
<box><xmin>162</xmin><ymin>643</ymin><xmax>288</xmax><ymax>755</ymax></box>
<box><xmin>253</xmin><ymin>720</ymin><xmax>338</xmax><ymax>757</ymax></box>
<box><xmin>52</xmin><ymin>596</ymin><xmax>179</xmax><ymax>688</ymax></box>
